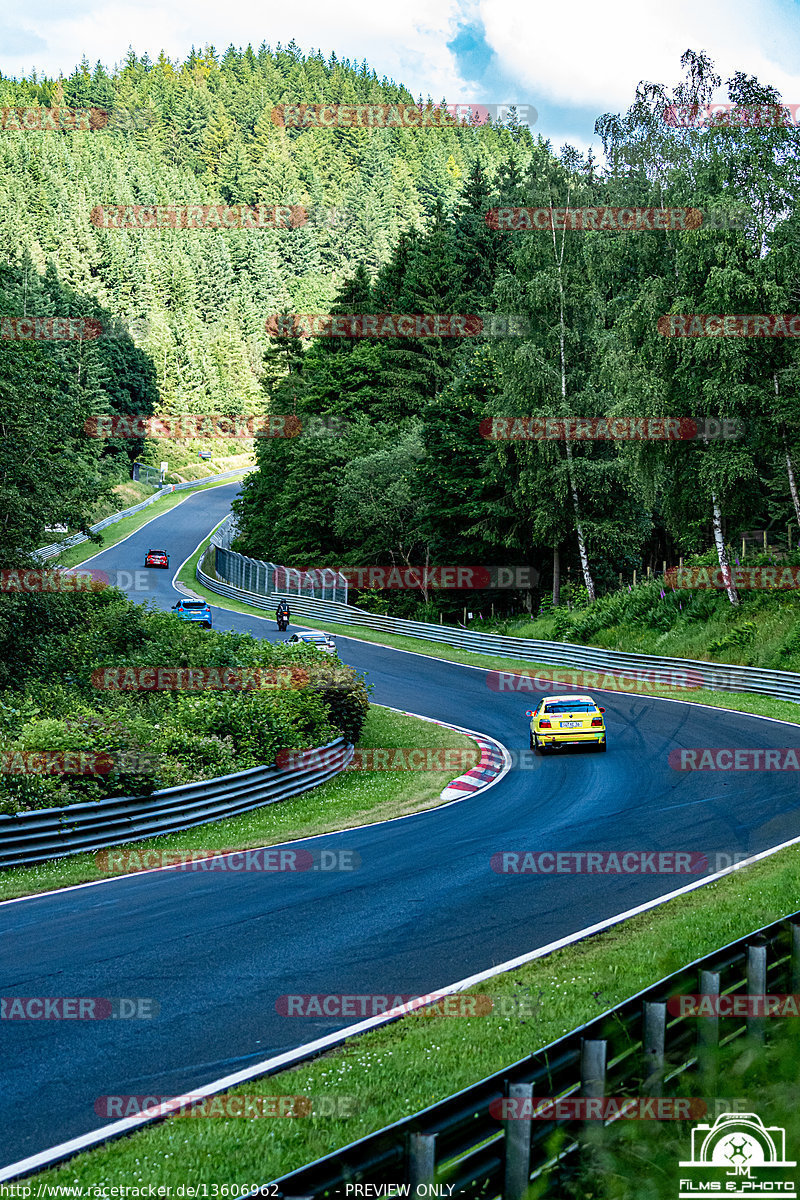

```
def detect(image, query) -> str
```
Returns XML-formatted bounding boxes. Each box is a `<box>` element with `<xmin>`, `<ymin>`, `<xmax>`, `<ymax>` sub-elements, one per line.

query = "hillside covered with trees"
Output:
<box><xmin>1</xmin><ymin>44</ymin><xmax>799</xmax><ymax>616</ymax></box>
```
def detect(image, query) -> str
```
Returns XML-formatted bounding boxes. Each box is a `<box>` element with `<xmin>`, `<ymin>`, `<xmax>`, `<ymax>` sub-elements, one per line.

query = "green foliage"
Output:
<box><xmin>0</xmin><ymin>584</ymin><xmax>369</xmax><ymax>814</ymax></box>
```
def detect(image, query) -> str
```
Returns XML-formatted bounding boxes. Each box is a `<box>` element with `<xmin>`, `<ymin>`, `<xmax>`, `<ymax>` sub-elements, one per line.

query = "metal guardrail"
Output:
<box><xmin>35</xmin><ymin>469</ymin><xmax>249</xmax><ymax>561</ymax></box>
<box><xmin>267</xmin><ymin>913</ymin><xmax>800</xmax><ymax>1199</ymax></box>
<box><xmin>210</xmin><ymin>516</ymin><xmax>349</xmax><ymax>602</ymax></box>
<box><xmin>0</xmin><ymin>738</ymin><xmax>351</xmax><ymax>870</ymax></box>
<box><xmin>198</xmin><ymin>538</ymin><xmax>800</xmax><ymax>707</ymax></box>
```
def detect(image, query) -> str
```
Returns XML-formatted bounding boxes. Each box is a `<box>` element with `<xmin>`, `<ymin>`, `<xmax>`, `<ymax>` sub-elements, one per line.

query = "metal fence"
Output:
<box><xmin>209</xmin><ymin>516</ymin><xmax>349</xmax><ymax>603</ymax></box>
<box><xmin>267</xmin><ymin>913</ymin><xmax>800</xmax><ymax>1199</ymax></box>
<box><xmin>199</xmin><ymin>538</ymin><xmax>800</xmax><ymax>707</ymax></box>
<box><xmin>36</xmin><ymin>469</ymin><xmax>248</xmax><ymax>561</ymax></box>
<box><xmin>132</xmin><ymin>462</ymin><xmax>162</xmax><ymax>487</ymax></box>
<box><xmin>0</xmin><ymin>738</ymin><xmax>351</xmax><ymax>870</ymax></box>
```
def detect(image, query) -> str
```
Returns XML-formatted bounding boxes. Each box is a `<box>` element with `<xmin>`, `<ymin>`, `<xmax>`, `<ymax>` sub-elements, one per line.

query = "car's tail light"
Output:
<box><xmin>591</xmin><ymin>717</ymin><xmax>603</xmax><ymax>727</ymax></box>
<box><xmin>539</xmin><ymin>719</ymin><xmax>551</xmax><ymax>729</ymax></box>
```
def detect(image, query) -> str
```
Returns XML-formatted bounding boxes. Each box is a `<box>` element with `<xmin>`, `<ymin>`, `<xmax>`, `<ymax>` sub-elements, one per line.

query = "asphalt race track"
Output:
<box><xmin>2</xmin><ymin>481</ymin><xmax>800</xmax><ymax>1168</ymax></box>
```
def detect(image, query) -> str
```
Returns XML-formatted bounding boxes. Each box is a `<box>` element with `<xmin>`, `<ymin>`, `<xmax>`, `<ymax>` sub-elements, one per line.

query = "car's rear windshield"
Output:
<box><xmin>543</xmin><ymin>702</ymin><xmax>597</xmax><ymax>713</ymax></box>
<box><xmin>149</xmin><ymin>550</ymin><xmax>166</xmax><ymax>554</ymax></box>
<box><xmin>181</xmin><ymin>601</ymin><xmax>206</xmax><ymax>608</ymax></box>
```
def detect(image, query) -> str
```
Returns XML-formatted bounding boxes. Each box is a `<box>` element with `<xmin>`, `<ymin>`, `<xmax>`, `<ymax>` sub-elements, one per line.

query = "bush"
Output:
<box><xmin>0</xmin><ymin>586</ymin><xmax>371</xmax><ymax>814</ymax></box>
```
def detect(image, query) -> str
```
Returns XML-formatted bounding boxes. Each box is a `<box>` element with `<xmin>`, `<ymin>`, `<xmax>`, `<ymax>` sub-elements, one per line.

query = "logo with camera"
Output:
<box><xmin>679</xmin><ymin>1110</ymin><xmax>796</xmax><ymax>1196</ymax></box>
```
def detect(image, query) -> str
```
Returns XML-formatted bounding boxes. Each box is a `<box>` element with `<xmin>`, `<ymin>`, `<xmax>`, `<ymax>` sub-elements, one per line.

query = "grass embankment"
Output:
<box><xmin>26</xmin><ymin>838</ymin><xmax>800</xmax><ymax>1188</ymax></box>
<box><xmin>137</xmin><ymin>437</ymin><xmax>255</xmax><ymax>485</ymax></box>
<box><xmin>0</xmin><ymin>705</ymin><xmax>476</xmax><ymax>903</ymax></box>
<box><xmin>467</xmin><ymin>563</ymin><xmax>800</xmax><ymax>674</ymax></box>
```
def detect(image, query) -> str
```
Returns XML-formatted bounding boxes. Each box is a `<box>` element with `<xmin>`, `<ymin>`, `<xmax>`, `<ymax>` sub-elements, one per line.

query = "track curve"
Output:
<box><xmin>2</xmin><ymin>482</ymin><xmax>800</xmax><ymax>1168</ymax></box>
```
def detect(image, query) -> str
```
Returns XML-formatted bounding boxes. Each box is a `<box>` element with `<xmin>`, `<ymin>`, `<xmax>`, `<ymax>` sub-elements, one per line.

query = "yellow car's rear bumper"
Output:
<box><xmin>535</xmin><ymin>730</ymin><xmax>605</xmax><ymax>745</ymax></box>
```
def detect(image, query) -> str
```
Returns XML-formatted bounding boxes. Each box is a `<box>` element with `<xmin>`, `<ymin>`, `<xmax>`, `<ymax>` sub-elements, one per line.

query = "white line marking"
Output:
<box><xmin>4</xmin><ymin>830</ymin><xmax>800</xmax><ymax>1181</ymax></box>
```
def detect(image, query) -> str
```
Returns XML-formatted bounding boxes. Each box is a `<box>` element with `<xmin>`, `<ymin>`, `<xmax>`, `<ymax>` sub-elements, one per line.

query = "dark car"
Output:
<box><xmin>144</xmin><ymin>549</ymin><xmax>170</xmax><ymax>569</ymax></box>
<box><xmin>171</xmin><ymin>598</ymin><xmax>213</xmax><ymax>628</ymax></box>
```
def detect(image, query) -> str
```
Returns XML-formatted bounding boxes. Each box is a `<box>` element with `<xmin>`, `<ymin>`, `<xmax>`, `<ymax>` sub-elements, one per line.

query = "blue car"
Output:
<box><xmin>171</xmin><ymin>598</ymin><xmax>213</xmax><ymax>628</ymax></box>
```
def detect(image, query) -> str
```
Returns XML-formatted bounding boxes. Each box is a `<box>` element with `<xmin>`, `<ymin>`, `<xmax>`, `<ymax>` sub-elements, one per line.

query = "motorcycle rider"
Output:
<box><xmin>276</xmin><ymin>599</ymin><xmax>290</xmax><ymax>631</ymax></box>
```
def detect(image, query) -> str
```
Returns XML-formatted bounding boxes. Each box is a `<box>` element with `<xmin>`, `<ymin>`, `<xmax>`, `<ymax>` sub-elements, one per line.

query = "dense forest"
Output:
<box><xmin>1</xmin><ymin>44</ymin><xmax>799</xmax><ymax>613</ymax></box>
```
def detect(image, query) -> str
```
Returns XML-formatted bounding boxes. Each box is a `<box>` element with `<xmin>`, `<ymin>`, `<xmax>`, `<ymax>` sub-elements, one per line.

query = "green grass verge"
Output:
<box><xmin>180</xmin><ymin>538</ymin><xmax>800</xmax><ymax>730</ymax></box>
<box><xmin>0</xmin><ymin>705</ymin><xmax>475</xmax><ymax>902</ymax></box>
<box><xmin>27</xmin><ymin>831</ymin><xmax>800</xmax><ymax>1188</ymax></box>
<box><xmin>49</xmin><ymin>474</ymin><xmax>251</xmax><ymax>571</ymax></box>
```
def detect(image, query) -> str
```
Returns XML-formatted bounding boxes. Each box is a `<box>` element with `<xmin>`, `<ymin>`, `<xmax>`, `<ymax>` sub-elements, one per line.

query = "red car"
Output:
<box><xmin>144</xmin><ymin>549</ymin><xmax>170</xmax><ymax>569</ymax></box>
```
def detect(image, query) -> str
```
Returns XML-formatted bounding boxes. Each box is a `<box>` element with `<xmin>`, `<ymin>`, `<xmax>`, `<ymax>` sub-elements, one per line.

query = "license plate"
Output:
<box><xmin>560</xmin><ymin>721</ymin><xmax>581</xmax><ymax>728</ymax></box>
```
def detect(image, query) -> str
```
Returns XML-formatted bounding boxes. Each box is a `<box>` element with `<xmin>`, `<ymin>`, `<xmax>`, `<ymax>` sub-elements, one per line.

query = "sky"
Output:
<box><xmin>2</xmin><ymin>0</ymin><xmax>800</xmax><ymax>154</ymax></box>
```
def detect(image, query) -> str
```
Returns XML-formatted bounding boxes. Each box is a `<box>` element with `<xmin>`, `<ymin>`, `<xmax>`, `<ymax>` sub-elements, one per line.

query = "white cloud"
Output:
<box><xmin>2</xmin><ymin>0</ymin><xmax>799</xmax><ymax>156</ymax></box>
<box><xmin>479</xmin><ymin>0</ymin><xmax>800</xmax><ymax>113</ymax></box>
<box><xmin>1</xmin><ymin>0</ymin><xmax>474</xmax><ymax>103</ymax></box>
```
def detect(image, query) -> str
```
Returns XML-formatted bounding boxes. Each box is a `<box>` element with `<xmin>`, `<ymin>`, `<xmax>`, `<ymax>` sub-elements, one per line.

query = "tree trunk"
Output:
<box><xmin>712</xmin><ymin>491</ymin><xmax>739</xmax><ymax>606</ymax></box>
<box><xmin>772</xmin><ymin>375</ymin><xmax>800</xmax><ymax>527</ymax></box>
<box><xmin>785</xmin><ymin>441</ymin><xmax>800</xmax><ymax>528</ymax></box>
<box><xmin>564</xmin><ymin>438</ymin><xmax>596</xmax><ymax>601</ymax></box>
<box><xmin>552</xmin><ymin>544</ymin><xmax>561</xmax><ymax>607</ymax></box>
<box><xmin>552</xmin><ymin>195</ymin><xmax>596</xmax><ymax>602</ymax></box>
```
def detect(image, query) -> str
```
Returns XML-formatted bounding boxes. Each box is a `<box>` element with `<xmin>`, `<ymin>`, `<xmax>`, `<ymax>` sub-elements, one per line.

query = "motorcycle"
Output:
<box><xmin>276</xmin><ymin>613</ymin><xmax>289</xmax><ymax>632</ymax></box>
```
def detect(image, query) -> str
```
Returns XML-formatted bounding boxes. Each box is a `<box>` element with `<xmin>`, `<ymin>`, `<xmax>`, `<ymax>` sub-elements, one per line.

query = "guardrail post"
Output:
<box><xmin>642</xmin><ymin>1002</ymin><xmax>666</xmax><ymax>1097</ymax></box>
<box><xmin>581</xmin><ymin>1039</ymin><xmax>607</xmax><ymax>1098</ymax></box>
<box><xmin>698</xmin><ymin>970</ymin><xmax>720</xmax><ymax>1091</ymax></box>
<box><xmin>791</xmin><ymin>922</ymin><xmax>800</xmax><ymax>993</ymax></box>
<box><xmin>503</xmin><ymin>1081</ymin><xmax>533</xmax><ymax>1200</ymax></box>
<box><xmin>747</xmin><ymin>939</ymin><xmax>767</xmax><ymax>1043</ymax></box>
<box><xmin>407</xmin><ymin>1132</ymin><xmax>436</xmax><ymax>1193</ymax></box>
<box><xmin>580</xmin><ymin>1039</ymin><xmax>606</xmax><ymax>1147</ymax></box>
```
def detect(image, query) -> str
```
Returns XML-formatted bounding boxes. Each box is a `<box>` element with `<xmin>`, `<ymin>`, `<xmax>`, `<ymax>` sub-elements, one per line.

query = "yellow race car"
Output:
<box><xmin>527</xmin><ymin>694</ymin><xmax>607</xmax><ymax>755</ymax></box>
